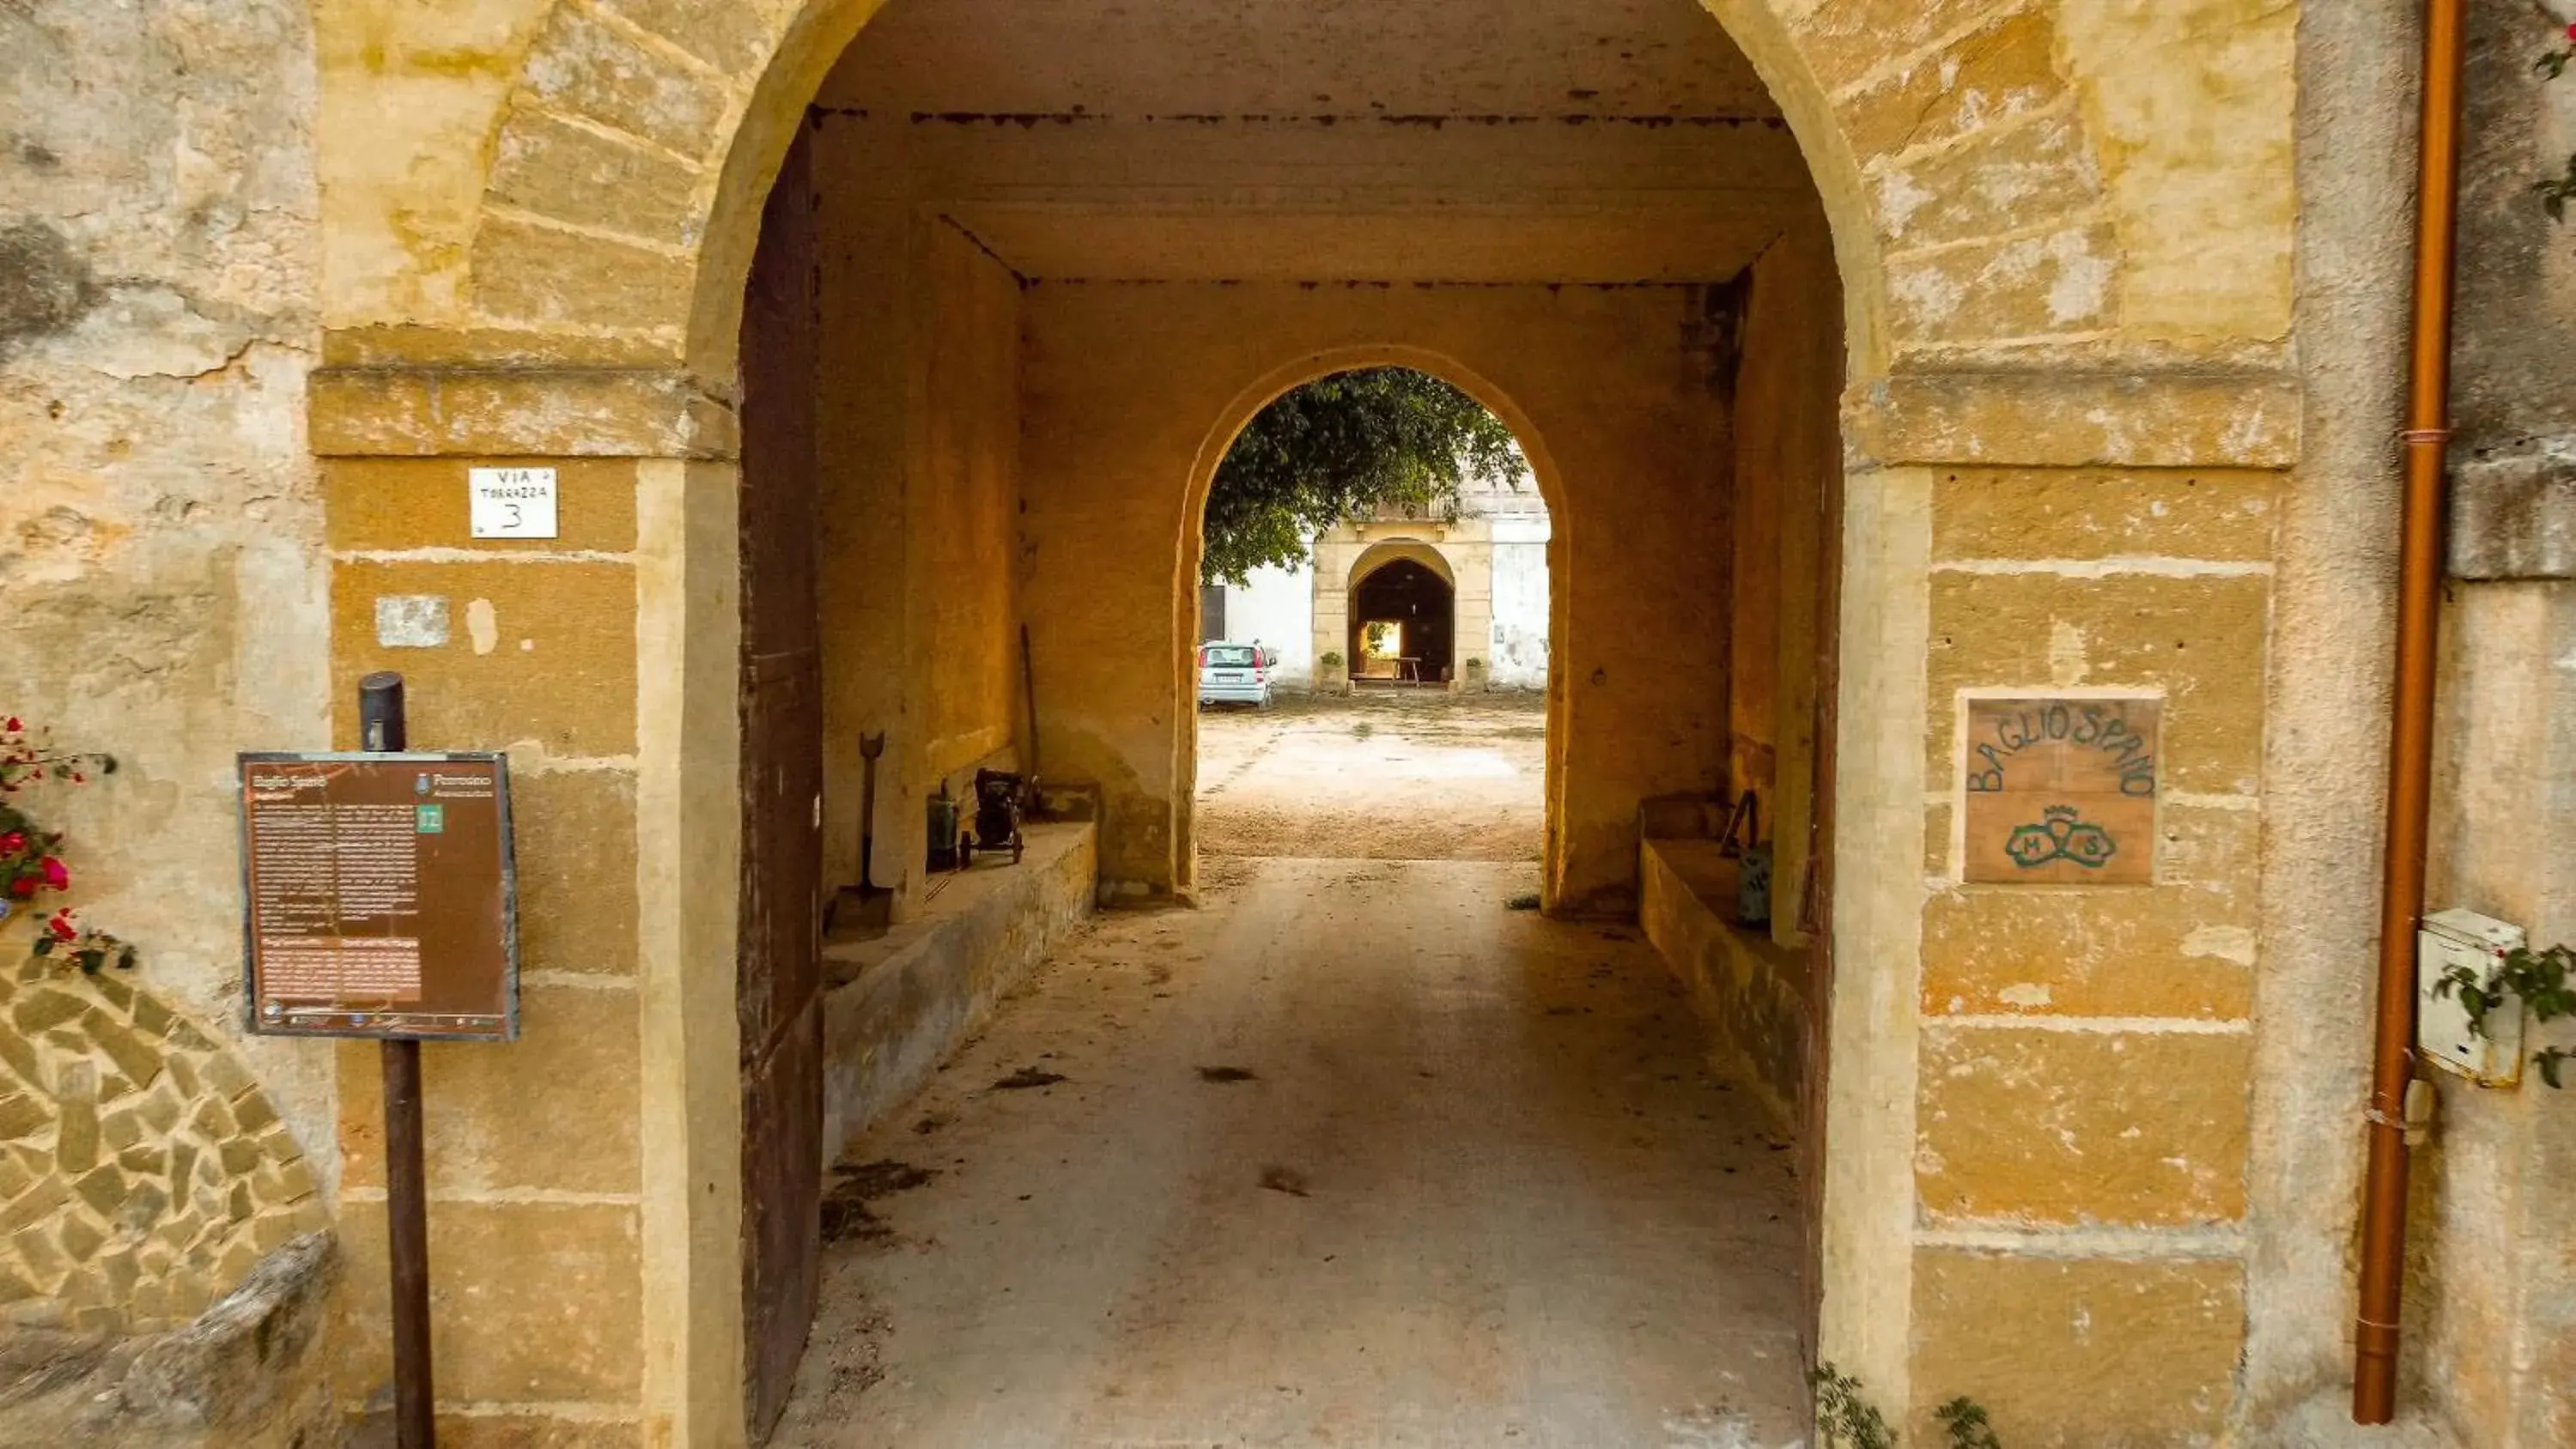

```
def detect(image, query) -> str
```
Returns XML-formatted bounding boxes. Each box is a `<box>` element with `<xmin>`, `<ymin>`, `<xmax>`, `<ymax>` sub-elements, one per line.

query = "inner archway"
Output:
<box><xmin>1348</xmin><ymin>549</ymin><xmax>1457</xmax><ymax>686</ymax></box>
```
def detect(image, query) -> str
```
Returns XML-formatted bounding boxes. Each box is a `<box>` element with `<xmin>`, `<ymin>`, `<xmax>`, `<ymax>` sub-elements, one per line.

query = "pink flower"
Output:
<box><xmin>39</xmin><ymin>857</ymin><xmax>68</xmax><ymax>891</ymax></box>
<box><xmin>0</xmin><ymin>831</ymin><xmax>22</xmax><ymax>855</ymax></box>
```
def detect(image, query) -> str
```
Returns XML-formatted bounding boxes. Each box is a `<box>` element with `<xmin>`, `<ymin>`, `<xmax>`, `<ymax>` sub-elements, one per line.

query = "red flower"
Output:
<box><xmin>46</xmin><ymin>912</ymin><xmax>76</xmax><ymax>942</ymax></box>
<box><xmin>2</xmin><ymin>718</ymin><xmax>18</xmax><ymax>733</ymax></box>
<box><xmin>39</xmin><ymin>857</ymin><xmax>68</xmax><ymax>890</ymax></box>
<box><xmin>0</xmin><ymin>831</ymin><xmax>22</xmax><ymax>855</ymax></box>
<box><xmin>2567</xmin><ymin>21</ymin><xmax>2575</xmax><ymax>41</ymax></box>
<box><xmin>7</xmin><ymin>877</ymin><xmax>32</xmax><ymax>900</ymax></box>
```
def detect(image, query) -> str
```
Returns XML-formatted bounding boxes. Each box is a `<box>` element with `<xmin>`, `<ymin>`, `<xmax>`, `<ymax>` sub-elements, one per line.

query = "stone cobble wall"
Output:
<box><xmin>0</xmin><ymin>966</ymin><xmax>324</xmax><ymax>1337</ymax></box>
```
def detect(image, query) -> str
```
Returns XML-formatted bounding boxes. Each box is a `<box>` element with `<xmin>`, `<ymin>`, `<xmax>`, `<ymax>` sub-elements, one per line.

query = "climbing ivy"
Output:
<box><xmin>2434</xmin><ymin>943</ymin><xmax>2576</xmax><ymax>1088</ymax></box>
<box><xmin>2537</xmin><ymin>21</ymin><xmax>2576</xmax><ymax>221</ymax></box>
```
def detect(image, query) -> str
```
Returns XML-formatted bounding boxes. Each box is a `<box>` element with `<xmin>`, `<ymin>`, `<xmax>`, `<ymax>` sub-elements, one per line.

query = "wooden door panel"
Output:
<box><xmin>738</xmin><ymin>116</ymin><xmax>823</xmax><ymax>1444</ymax></box>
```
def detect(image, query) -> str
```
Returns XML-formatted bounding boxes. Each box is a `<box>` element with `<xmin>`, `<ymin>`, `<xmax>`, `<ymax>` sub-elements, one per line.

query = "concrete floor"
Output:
<box><xmin>769</xmin><ymin>697</ymin><xmax>1807</xmax><ymax>1448</ymax></box>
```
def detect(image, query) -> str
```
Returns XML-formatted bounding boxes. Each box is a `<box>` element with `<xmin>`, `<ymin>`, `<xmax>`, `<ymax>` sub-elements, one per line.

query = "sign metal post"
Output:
<box><xmin>360</xmin><ymin>673</ymin><xmax>436</xmax><ymax>1449</ymax></box>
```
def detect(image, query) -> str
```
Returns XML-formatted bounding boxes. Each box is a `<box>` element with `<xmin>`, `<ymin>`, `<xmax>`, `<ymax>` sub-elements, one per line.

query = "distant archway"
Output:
<box><xmin>1348</xmin><ymin>550</ymin><xmax>1457</xmax><ymax>685</ymax></box>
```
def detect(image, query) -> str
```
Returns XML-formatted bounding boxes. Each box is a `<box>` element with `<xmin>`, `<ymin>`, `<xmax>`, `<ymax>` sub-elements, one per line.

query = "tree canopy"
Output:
<box><xmin>1199</xmin><ymin>367</ymin><xmax>1522</xmax><ymax>584</ymax></box>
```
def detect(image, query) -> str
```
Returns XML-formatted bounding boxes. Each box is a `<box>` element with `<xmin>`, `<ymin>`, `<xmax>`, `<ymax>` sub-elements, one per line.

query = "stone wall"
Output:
<box><xmin>2409</xmin><ymin>2</ymin><xmax>2576</xmax><ymax>1443</ymax></box>
<box><xmin>0</xmin><ymin>0</ymin><xmax>339</xmax><ymax>1362</ymax></box>
<box><xmin>0</xmin><ymin>0</ymin><xmax>2337</xmax><ymax>1444</ymax></box>
<box><xmin>811</xmin><ymin>163</ymin><xmax>1029</xmax><ymax>912</ymax></box>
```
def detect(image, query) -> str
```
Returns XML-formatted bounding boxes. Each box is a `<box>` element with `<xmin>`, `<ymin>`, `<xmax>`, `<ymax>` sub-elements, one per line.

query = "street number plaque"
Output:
<box><xmin>238</xmin><ymin>753</ymin><xmax>519</xmax><ymax>1040</ymax></box>
<box><xmin>1959</xmin><ymin>694</ymin><xmax>2160</xmax><ymax>887</ymax></box>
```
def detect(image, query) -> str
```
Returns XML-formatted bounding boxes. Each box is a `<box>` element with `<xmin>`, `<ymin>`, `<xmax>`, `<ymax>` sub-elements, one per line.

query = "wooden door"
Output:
<box><xmin>738</xmin><ymin>117</ymin><xmax>824</xmax><ymax>1444</ymax></box>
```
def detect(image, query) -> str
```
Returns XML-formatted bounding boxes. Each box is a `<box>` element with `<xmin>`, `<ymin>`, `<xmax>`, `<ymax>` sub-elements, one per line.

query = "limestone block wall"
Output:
<box><xmin>321</xmin><ymin>451</ymin><xmax>662</xmax><ymax>1439</ymax></box>
<box><xmin>1019</xmin><ymin>281</ymin><xmax>1737</xmax><ymax>912</ymax></box>
<box><xmin>273</xmin><ymin>0</ymin><xmax>2326</xmax><ymax>1445</ymax></box>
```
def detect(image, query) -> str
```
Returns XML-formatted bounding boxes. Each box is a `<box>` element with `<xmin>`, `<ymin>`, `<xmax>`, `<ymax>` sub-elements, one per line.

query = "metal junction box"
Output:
<box><xmin>2418</xmin><ymin>907</ymin><xmax>2526</xmax><ymax>1087</ymax></box>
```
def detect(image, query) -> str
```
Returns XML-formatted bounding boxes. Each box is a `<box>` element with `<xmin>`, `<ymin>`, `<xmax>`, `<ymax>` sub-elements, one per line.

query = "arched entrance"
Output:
<box><xmin>1346</xmin><ymin>544</ymin><xmax>1457</xmax><ymax>687</ymax></box>
<box><xmin>304</xmin><ymin>0</ymin><xmax>2308</xmax><ymax>1443</ymax></box>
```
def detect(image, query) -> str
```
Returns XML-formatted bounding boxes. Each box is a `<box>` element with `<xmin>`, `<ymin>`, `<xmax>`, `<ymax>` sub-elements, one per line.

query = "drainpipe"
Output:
<box><xmin>2354</xmin><ymin>0</ymin><xmax>2467</xmax><ymax>1422</ymax></box>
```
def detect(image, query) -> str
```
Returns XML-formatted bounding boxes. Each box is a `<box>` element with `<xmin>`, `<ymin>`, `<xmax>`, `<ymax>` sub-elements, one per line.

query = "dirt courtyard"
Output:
<box><xmin>1194</xmin><ymin>688</ymin><xmax>1547</xmax><ymax>862</ymax></box>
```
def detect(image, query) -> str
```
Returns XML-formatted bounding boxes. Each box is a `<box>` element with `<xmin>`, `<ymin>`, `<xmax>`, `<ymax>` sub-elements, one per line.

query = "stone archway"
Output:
<box><xmin>1348</xmin><ymin>553</ymin><xmax>1457</xmax><ymax>684</ymax></box>
<box><xmin>307</xmin><ymin>2</ymin><xmax>2302</xmax><ymax>1444</ymax></box>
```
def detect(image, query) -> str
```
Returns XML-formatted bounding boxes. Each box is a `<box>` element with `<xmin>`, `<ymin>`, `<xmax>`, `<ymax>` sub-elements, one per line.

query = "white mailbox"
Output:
<box><xmin>2418</xmin><ymin>906</ymin><xmax>2525</xmax><ymax>1087</ymax></box>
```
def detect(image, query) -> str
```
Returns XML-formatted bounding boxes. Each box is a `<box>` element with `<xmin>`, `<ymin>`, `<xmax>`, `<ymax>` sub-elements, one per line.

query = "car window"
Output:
<box><xmin>1206</xmin><ymin>646</ymin><xmax>1257</xmax><ymax>666</ymax></box>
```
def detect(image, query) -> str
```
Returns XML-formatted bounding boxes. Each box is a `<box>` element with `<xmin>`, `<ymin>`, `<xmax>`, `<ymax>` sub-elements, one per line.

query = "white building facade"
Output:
<box><xmin>1201</xmin><ymin>467</ymin><xmax>1551</xmax><ymax>691</ymax></box>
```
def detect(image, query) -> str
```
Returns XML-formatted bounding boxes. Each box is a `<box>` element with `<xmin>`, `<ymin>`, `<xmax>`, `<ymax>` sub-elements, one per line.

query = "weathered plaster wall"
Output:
<box><xmin>1728</xmin><ymin>234</ymin><xmax>1840</xmax><ymax>944</ymax></box>
<box><xmin>1206</xmin><ymin>563</ymin><xmax>1315</xmax><ymax>680</ymax></box>
<box><xmin>2244</xmin><ymin>0</ymin><xmax>2419</xmax><ymax>1437</ymax></box>
<box><xmin>811</xmin><ymin>144</ymin><xmax>1027</xmax><ymax>906</ymax></box>
<box><xmin>2405</xmin><ymin>3</ymin><xmax>2576</xmax><ymax>1444</ymax></box>
<box><xmin>1018</xmin><ymin>281</ymin><xmax>1737</xmax><ymax>911</ymax></box>
<box><xmin>0</xmin><ymin>0</ymin><xmax>337</xmax><ymax>1342</ymax></box>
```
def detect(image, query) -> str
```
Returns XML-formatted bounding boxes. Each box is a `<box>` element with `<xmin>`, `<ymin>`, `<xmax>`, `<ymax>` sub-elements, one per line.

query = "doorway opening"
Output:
<box><xmin>722</xmin><ymin>0</ymin><xmax>1847</xmax><ymax>1440</ymax></box>
<box><xmin>1350</xmin><ymin>555</ymin><xmax>1455</xmax><ymax>686</ymax></box>
<box><xmin>1190</xmin><ymin>366</ymin><xmax>1552</xmax><ymax>868</ymax></box>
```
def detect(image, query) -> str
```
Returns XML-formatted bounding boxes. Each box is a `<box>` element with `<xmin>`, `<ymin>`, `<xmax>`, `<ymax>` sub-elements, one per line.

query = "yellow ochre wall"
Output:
<box><xmin>1018</xmin><ymin>281</ymin><xmax>1735</xmax><ymax>910</ymax></box>
<box><xmin>812</xmin><ymin>136</ymin><xmax>1028</xmax><ymax>911</ymax></box>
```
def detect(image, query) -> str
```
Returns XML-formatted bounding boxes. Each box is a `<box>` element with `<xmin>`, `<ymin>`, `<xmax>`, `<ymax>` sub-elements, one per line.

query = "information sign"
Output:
<box><xmin>238</xmin><ymin>753</ymin><xmax>519</xmax><ymax>1040</ymax></box>
<box><xmin>1959</xmin><ymin>694</ymin><xmax>2160</xmax><ymax>886</ymax></box>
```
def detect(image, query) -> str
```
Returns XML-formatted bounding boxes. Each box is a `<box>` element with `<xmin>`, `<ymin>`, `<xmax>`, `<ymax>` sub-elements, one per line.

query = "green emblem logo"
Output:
<box><xmin>416</xmin><ymin>803</ymin><xmax>445</xmax><ymax>834</ymax></box>
<box><xmin>2004</xmin><ymin>804</ymin><xmax>2116</xmax><ymax>870</ymax></box>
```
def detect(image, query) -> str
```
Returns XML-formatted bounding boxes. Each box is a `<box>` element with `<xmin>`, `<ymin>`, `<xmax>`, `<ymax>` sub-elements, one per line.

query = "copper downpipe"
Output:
<box><xmin>2354</xmin><ymin>0</ymin><xmax>2467</xmax><ymax>1422</ymax></box>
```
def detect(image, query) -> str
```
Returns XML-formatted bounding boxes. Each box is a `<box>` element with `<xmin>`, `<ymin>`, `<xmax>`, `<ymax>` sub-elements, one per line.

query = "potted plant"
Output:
<box><xmin>1318</xmin><ymin>651</ymin><xmax>1348</xmax><ymax>695</ymax></box>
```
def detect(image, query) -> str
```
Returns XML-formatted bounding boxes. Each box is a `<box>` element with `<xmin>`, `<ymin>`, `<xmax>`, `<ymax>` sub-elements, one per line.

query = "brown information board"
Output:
<box><xmin>238</xmin><ymin>753</ymin><xmax>519</xmax><ymax>1041</ymax></box>
<box><xmin>1959</xmin><ymin>694</ymin><xmax>2160</xmax><ymax>886</ymax></box>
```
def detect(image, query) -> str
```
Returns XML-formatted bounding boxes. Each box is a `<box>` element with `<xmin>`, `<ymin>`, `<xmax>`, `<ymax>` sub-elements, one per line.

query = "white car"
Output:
<box><xmin>1197</xmin><ymin>641</ymin><xmax>1273</xmax><ymax>708</ymax></box>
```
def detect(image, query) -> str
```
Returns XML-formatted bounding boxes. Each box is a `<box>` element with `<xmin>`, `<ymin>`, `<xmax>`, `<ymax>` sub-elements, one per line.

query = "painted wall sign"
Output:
<box><xmin>469</xmin><ymin>466</ymin><xmax>558</xmax><ymax>539</ymax></box>
<box><xmin>237</xmin><ymin>753</ymin><xmax>519</xmax><ymax>1040</ymax></box>
<box><xmin>1959</xmin><ymin>694</ymin><xmax>2160</xmax><ymax>886</ymax></box>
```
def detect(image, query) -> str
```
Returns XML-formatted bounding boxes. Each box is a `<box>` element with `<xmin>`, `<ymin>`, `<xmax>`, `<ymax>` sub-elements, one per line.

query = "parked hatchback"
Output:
<box><xmin>1197</xmin><ymin>641</ymin><xmax>1272</xmax><ymax>708</ymax></box>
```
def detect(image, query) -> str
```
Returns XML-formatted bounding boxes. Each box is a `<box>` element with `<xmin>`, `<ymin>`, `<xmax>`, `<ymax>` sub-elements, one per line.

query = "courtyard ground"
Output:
<box><xmin>769</xmin><ymin>693</ymin><xmax>1806</xmax><ymax>1448</ymax></box>
<box><xmin>1194</xmin><ymin>688</ymin><xmax>1548</xmax><ymax>863</ymax></box>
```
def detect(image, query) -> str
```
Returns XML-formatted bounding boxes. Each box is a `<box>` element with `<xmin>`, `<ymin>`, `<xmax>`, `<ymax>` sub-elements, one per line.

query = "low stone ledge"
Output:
<box><xmin>1638</xmin><ymin>835</ymin><xmax>1814</xmax><ymax>1125</ymax></box>
<box><xmin>819</xmin><ymin>821</ymin><xmax>1098</xmax><ymax>1157</ymax></box>
<box><xmin>0</xmin><ymin>1231</ymin><xmax>336</xmax><ymax>1449</ymax></box>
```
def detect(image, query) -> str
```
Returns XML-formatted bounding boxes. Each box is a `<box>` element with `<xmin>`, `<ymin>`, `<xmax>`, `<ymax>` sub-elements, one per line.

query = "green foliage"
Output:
<box><xmin>2540</xmin><ymin>27</ymin><xmax>2576</xmax><ymax>221</ymax></box>
<box><xmin>1936</xmin><ymin>1397</ymin><xmax>2005</xmax><ymax>1449</ymax></box>
<box><xmin>1813</xmin><ymin>1366</ymin><xmax>1896</xmax><ymax>1449</ymax></box>
<box><xmin>2436</xmin><ymin>943</ymin><xmax>2576</xmax><ymax>1088</ymax></box>
<box><xmin>1200</xmin><ymin>367</ymin><xmax>1521</xmax><ymax>584</ymax></box>
<box><xmin>1812</xmin><ymin>1366</ymin><xmax>2006</xmax><ymax>1449</ymax></box>
<box><xmin>2538</xmin><ymin>152</ymin><xmax>2576</xmax><ymax>226</ymax></box>
<box><xmin>1320</xmin><ymin>651</ymin><xmax>1345</xmax><ymax>669</ymax></box>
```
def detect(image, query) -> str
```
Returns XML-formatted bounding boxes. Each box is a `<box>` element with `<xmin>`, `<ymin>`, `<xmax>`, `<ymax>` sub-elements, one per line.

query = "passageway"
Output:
<box><xmin>769</xmin><ymin>856</ymin><xmax>1807</xmax><ymax>1448</ymax></box>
